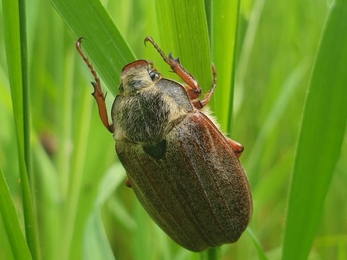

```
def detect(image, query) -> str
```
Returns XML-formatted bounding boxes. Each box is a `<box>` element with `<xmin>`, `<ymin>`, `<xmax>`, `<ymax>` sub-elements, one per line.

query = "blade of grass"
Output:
<box><xmin>282</xmin><ymin>1</ymin><xmax>347</xmax><ymax>260</ymax></box>
<box><xmin>210</xmin><ymin>0</ymin><xmax>240</xmax><ymax>131</ymax></box>
<box><xmin>0</xmin><ymin>168</ymin><xmax>32</xmax><ymax>260</ymax></box>
<box><xmin>247</xmin><ymin>228</ymin><xmax>268</xmax><ymax>260</ymax></box>
<box><xmin>50</xmin><ymin>0</ymin><xmax>135</xmax><ymax>95</ymax></box>
<box><xmin>246</xmin><ymin>59</ymin><xmax>309</xmax><ymax>177</ymax></box>
<box><xmin>31</xmin><ymin>133</ymin><xmax>61</xmax><ymax>260</ymax></box>
<box><xmin>60</xmin><ymin>83</ymin><xmax>93</xmax><ymax>260</ymax></box>
<box><xmin>83</xmin><ymin>212</ymin><xmax>116</xmax><ymax>260</ymax></box>
<box><xmin>83</xmin><ymin>163</ymin><xmax>126</xmax><ymax>260</ymax></box>
<box><xmin>48</xmin><ymin>1</ymin><xmax>135</xmax><ymax>259</ymax></box>
<box><xmin>199</xmin><ymin>248</ymin><xmax>220</xmax><ymax>260</ymax></box>
<box><xmin>2</xmin><ymin>0</ymin><xmax>40</xmax><ymax>258</ymax></box>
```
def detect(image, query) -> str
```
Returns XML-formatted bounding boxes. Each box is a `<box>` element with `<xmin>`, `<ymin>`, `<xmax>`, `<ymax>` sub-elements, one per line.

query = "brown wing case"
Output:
<box><xmin>116</xmin><ymin>111</ymin><xmax>252</xmax><ymax>252</ymax></box>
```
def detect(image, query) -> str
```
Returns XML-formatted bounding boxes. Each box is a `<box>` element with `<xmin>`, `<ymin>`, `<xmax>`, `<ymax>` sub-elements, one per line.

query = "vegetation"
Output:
<box><xmin>0</xmin><ymin>0</ymin><xmax>346</xmax><ymax>259</ymax></box>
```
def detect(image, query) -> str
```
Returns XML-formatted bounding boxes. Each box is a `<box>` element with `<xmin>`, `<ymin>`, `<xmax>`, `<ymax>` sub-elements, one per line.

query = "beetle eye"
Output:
<box><xmin>149</xmin><ymin>70</ymin><xmax>160</xmax><ymax>81</ymax></box>
<box><xmin>119</xmin><ymin>83</ymin><xmax>124</xmax><ymax>92</ymax></box>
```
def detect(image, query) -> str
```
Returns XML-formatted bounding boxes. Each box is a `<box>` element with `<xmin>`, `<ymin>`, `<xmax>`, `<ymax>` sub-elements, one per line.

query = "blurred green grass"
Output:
<box><xmin>0</xmin><ymin>0</ymin><xmax>346</xmax><ymax>260</ymax></box>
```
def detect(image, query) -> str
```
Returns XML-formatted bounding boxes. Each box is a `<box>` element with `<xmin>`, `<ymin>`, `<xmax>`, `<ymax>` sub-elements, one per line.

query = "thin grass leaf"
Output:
<box><xmin>247</xmin><ymin>228</ymin><xmax>268</xmax><ymax>260</ymax></box>
<box><xmin>0</xmin><ymin>168</ymin><xmax>32</xmax><ymax>260</ymax></box>
<box><xmin>234</xmin><ymin>0</ymin><xmax>265</xmax><ymax>115</ymax></box>
<box><xmin>246</xmin><ymin>59</ymin><xmax>309</xmax><ymax>176</ymax></box>
<box><xmin>199</xmin><ymin>248</ymin><xmax>220</xmax><ymax>260</ymax></box>
<box><xmin>2</xmin><ymin>0</ymin><xmax>39</xmax><ymax>258</ymax></box>
<box><xmin>282</xmin><ymin>1</ymin><xmax>347</xmax><ymax>260</ymax></box>
<box><xmin>210</xmin><ymin>0</ymin><xmax>240</xmax><ymax>131</ymax></box>
<box><xmin>59</xmin><ymin>85</ymin><xmax>93</xmax><ymax>260</ymax></box>
<box><xmin>47</xmin><ymin>1</ymin><xmax>134</xmax><ymax>259</ymax></box>
<box><xmin>50</xmin><ymin>0</ymin><xmax>135</xmax><ymax>95</ymax></box>
<box><xmin>31</xmin><ymin>134</ymin><xmax>61</xmax><ymax>259</ymax></box>
<box><xmin>83</xmin><ymin>164</ymin><xmax>126</xmax><ymax>260</ymax></box>
<box><xmin>83</xmin><ymin>212</ymin><xmax>116</xmax><ymax>260</ymax></box>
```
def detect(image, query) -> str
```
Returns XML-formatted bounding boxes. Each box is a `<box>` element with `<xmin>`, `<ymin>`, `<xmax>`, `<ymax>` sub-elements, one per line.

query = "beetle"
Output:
<box><xmin>76</xmin><ymin>37</ymin><xmax>252</xmax><ymax>252</ymax></box>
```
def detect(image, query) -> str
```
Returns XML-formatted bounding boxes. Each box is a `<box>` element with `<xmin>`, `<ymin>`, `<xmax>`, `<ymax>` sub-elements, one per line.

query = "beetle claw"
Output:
<box><xmin>168</xmin><ymin>52</ymin><xmax>180</xmax><ymax>64</ymax></box>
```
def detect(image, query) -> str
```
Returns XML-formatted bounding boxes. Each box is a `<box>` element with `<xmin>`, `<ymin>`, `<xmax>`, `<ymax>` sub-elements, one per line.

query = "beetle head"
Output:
<box><xmin>119</xmin><ymin>60</ymin><xmax>161</xmax><ymax>95</ymax></box>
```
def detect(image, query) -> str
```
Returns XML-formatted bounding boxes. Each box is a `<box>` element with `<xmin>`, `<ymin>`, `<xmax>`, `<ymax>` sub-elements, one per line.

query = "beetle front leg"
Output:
<box><xmin>145</xmin><ymin>36</ymin><xmax>217</xmax><ymax>109</ymax></box>
<box><xmin>76</xmin><ymin>38</ymin><xmax>114</xmax><ymax>133</ymax></box>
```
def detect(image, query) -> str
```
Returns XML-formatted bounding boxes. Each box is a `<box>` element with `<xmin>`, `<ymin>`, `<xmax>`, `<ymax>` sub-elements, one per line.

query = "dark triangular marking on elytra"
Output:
<box><xmin>143</xmin><ymin>140</ymin><xmax>167</xmax><ymax>159</ymax></box>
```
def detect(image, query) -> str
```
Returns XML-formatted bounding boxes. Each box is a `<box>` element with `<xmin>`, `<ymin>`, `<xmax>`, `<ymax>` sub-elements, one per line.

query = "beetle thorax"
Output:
<box><xmin>111</xmin><ymin>67</ymin><xmax>192</xmax><ymax>144</ymax></box>
<box><xmin>112</xmin><ymin>88</ymin><xmax>189</xmax><ymax>144</ymax></box>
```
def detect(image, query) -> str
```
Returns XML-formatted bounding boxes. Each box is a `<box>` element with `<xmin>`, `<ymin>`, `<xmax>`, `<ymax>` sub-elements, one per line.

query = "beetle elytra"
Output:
<box><xmin>76</xmin><ymin>37</ymin><xmax>252</xmax><ymax>252</ymax></box>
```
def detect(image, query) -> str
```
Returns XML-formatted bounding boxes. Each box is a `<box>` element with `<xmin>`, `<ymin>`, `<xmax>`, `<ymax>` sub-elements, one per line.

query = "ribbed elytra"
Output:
<box><xmin>76</xmin><ymin>36</ymin><xmax>252</xmax><ymax>252</ymax></box>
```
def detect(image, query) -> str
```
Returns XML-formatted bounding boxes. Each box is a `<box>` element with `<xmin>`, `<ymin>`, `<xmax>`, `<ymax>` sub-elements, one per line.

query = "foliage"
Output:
<box><xmin>0</xmin><ymin>0</ymin><xmax>346</xmax><ymax>259</ymax></box>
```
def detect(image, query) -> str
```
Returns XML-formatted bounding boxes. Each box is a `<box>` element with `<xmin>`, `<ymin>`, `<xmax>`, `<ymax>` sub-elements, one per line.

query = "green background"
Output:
<box><xmin>0</xmin><ymin>0</ymin><xmax>346</xmax><ymax>259</ymax></box>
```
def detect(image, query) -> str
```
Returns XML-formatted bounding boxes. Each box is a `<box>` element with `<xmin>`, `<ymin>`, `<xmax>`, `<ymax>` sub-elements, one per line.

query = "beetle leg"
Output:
<box><xmin>144</xmin><ymin>37</ymin><xmax>200</xmax><ymax>93</ymax></box>
<box><xmin>226</xmin><ymin>138</ymin><xmax>244</xmax><ymax>158</ymax></box>
<box><xmin>76</xmin><ymin>37</ymin><xmax>114</xmax><ymax>133</ymax></box>
<box><xmin>144</xmin><ymin>37</ymin><xmax>200</xmax><ymax>98</ymax></box>
<box><xmin>144</xmin><ymin>36</ymin><xmax>218</xmax><ymax>109</ymax></box>
<box><xmin>199</xmin><ymin>64</ymin><xmax>217</xmax><ymax>107</ymax></box>
<box><xmin>125</xmin><ymin>177</ymin><xmax>132</xmax><ymax>188</ymax></box>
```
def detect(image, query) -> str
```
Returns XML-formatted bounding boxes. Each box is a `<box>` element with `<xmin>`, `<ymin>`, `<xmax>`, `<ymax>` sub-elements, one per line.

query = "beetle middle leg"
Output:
<box><xmin>76</xmin><ymin>38</ymin><xmax>114</xmax><ymax>133</ymax></box>
<box><xmin>125</xmin><ymin>177</ymin><xmax>132</xmax><ymax>188</ymax></box>
<box><xmin>144</xmin><ymin>36</ymin><xmax>217</xmax><ymax>109</ymax></box>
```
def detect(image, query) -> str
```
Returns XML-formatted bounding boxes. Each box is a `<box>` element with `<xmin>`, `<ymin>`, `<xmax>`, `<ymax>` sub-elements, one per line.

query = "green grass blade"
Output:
<box><xmin>83</xmin><ymin>164</ymin><xmax>126</xmax><ymax>260</ymax></box>
<box><xmin>2</xmin><ymin>0</ymin><xmax>39</xmax><ymax>258</ymax></box>
<box><xmin>246</xmin><ymin>59</ymin><xmax>309</xmax><ymax>176</ymax></box>
<box><xmin>60</xmin><ymin>85</ymin><xmax>93</xmax><ymax>260</ymax></box>
<box><xmin>31</xmin><ymin>127</ymin><xmax>64</xmax><ymax>260</ymax></box>
<box><xmin>282</xmin><ymin>1</ymin><xmax>347</xmax><ymax>260</ymax></box>
<box><xmin>83</xmin><ymin>212</ymin><xmax>116</xmax><ymax>260</ymax></box>
<box><xmin>247</xmin><ymin>228</ymin><xmax>268</xmax><ymax>260</ymax></box>
<box><xmin>211</xmin><ymin>0</ymin><xmax>240</xmax><ymax>131</ymax></box>
<box><xmin>48</xmin><ymin>1</ymin><xmax>135</xmax><ymax>258</ymax></box>
<box><xmin>0</xmin><ymin>168</ymin><xmax>32</xmax><ymax>260</ymax></box>
<box><xmin>199</xmin><ymin>248</ymin><xmax>220</xmax><ymax>260</ymax></box>
<box><xmin>50</xmin><ymin>0</ymin><xmax>135</xmax><ymax>95</ymax></box>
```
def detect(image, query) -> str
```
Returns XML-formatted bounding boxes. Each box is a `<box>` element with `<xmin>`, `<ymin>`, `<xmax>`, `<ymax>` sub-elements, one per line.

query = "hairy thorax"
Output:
<box><xmin>111</xmin><ymin>78</ymin><xmax>193</xmax><ymax>145</ymax></box>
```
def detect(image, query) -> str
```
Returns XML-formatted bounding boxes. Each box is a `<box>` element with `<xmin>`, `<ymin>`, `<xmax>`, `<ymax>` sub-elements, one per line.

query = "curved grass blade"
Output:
<box><xmin>210</xmin><ymin>0</ymin><xmax>240</xmax><ymax>131</ymax></box>
<box><xmin>247</xmin><ymin>228</ymin><xmax>268</xmax><ymax>260</ymax></box>
<box><xmin>83</xmin><ymin>163</ymin><xmax>126</xmax><ymax>260</ymax></box>
<box><xmin>0</xmin><ymin>168</ymin><xmax>32</xmax><ymax>260</ymax></box>
<box><xmin>282</xmin><ymin>1</ymin><xmax>347</xmax><ymax>259</ymax></box>
<box><xmin>2</xmin><ymin>0</ymin><xmax>40</xmax><ymax>258</ymax></box>
<box><xmin>50</xmin><ymin>0</ymin><xmax>136</xmax><ymax>95</ymax></box>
